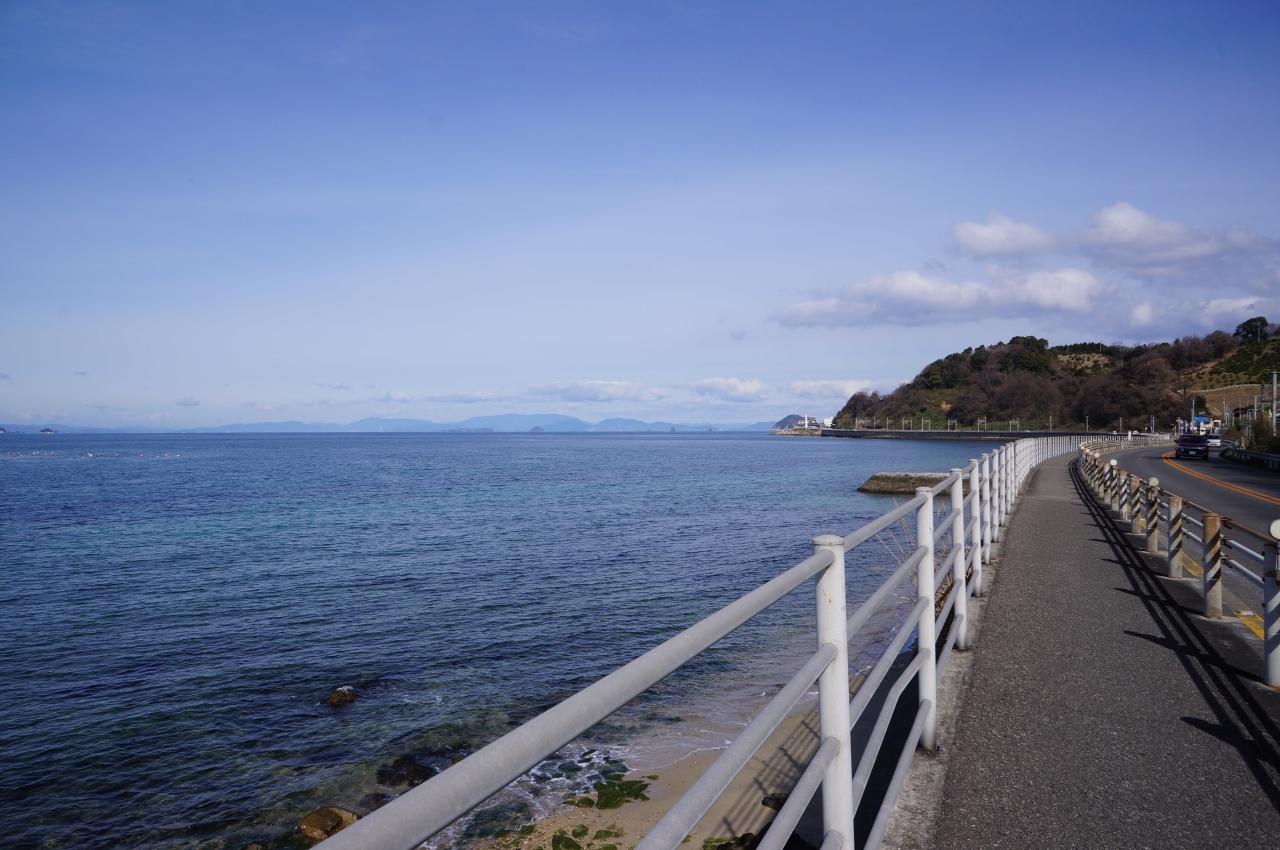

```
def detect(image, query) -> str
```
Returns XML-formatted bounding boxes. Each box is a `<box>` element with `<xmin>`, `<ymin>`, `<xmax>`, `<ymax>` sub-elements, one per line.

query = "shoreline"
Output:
<box><xmin>455</xmin><ymin>609</ymin><xmax>911</xmax><ymax>850</ymax></box>
<box><xmin>472</xmin><ymin>699</ymin><xmax>823</xmax><ymax>850</ymax></box>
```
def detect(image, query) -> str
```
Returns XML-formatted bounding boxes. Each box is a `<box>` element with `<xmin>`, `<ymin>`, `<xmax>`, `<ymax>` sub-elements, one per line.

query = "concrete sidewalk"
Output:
<box><xmin>900</xmin><ymin>454</ymin><xmax>1280</xmax><ymax>847</ymax></box>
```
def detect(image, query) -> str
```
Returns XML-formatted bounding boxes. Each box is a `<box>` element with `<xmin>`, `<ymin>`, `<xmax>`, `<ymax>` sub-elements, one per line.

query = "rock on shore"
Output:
<box><xmin>297</xmin><ymin>806</ymin><xmax>357</xmax><ymax>843</ymax></box>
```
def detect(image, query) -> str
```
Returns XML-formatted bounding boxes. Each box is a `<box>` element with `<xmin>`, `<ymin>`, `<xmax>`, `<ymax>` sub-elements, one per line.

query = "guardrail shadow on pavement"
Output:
<box><xmin>1069</xmin><ymin>459</ymin><xmax>1280</xmax><ymax>812</ymax></box>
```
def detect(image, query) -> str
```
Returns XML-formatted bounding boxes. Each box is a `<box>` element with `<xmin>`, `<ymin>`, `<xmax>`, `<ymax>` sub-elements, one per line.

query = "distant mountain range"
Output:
<box><xmin>0</xmin><ymin>413</ymin><xmax>780</xmax><ymax>435</ymax></box>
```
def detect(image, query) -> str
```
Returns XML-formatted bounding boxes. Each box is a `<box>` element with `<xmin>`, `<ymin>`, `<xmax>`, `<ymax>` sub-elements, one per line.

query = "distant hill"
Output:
<box><xmin>833</xmin><ymin>320</ymin><xmax>1280</xmax><ymax>432</ymax></box>
<box><xmin>2</xmin><ymin>415</ymin><xmax>778</xmax><ymax>435</ymax></box>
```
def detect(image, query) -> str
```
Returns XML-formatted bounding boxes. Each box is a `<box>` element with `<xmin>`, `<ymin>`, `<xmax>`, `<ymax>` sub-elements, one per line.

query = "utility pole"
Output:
<box><xmin>1085</xmin><ymin>415</ymin><xmax>1089</xmax><ymax>432</ymax></box>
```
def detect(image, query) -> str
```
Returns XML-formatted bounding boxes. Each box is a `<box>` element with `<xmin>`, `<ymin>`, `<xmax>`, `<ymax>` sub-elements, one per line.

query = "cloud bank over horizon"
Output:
<box><xmin>779</xmin><ymin>202</ymin><xmax>1279</xmax><ymax>339</ymax></box>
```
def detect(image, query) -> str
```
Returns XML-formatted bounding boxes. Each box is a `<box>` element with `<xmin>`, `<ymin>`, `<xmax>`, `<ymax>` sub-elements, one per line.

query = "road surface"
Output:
<box><xmin>1114</xmin><ymin>444</ymin><xmax>1280</xmax><ymax>536</ymax></box>
<box><xmin>1113</xmin><ymin>444</ymin><xmax>1279</xmax><ymax>642</ymax></box>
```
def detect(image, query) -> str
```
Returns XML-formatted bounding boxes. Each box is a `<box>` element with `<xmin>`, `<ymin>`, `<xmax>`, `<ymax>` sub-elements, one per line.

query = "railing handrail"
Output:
<box><xmin>323</xmin><ymin>435</ymin><xmax>1087</xmax><ymax>850</ymax></box>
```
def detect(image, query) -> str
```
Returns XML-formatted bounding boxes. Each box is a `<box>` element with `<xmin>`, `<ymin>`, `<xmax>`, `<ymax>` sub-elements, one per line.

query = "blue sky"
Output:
<box><xmin>3</xmin><ymin>1</ymin><xmax>1279</xmax><ymax>427</ymax></box>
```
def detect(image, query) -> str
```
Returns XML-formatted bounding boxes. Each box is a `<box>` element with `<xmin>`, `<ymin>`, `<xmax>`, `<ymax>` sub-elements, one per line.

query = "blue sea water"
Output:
<box><xmin>0</xmin><ymin>432</ymin><xmax>990</xmax><ymax>849</ymax></box>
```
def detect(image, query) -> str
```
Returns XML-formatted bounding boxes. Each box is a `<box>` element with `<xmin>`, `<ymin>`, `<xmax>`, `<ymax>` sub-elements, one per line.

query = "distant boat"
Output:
<box><xmin>39</xmin><ymin>427</ymin><xmax>55</xmax><ymax>435</ymax></box>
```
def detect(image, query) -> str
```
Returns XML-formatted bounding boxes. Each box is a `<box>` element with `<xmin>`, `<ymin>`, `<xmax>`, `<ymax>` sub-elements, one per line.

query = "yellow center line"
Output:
<box><xmin>1159</xmin><ymin>451</ymin><xmax>1280</xmax><ymax>508</ymax></box>
<box><xmin>1237</xmin><ymin>612</ymin><xmax>1266</xmax><ymax>640</ymax></box>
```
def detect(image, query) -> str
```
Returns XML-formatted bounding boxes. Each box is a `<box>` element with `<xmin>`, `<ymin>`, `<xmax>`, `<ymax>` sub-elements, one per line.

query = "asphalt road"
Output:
<box><xmin>1113</xmin><ymin>445</ymin><xmax>1280</xmax><ymax>538</ymax></box>
<box><xmin>1113</xmin><ymin>444</ymin><xmax>1279</xmax><ymax>635</ymax></box>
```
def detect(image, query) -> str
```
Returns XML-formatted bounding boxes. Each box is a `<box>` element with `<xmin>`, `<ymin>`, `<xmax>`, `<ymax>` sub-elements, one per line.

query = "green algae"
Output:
<box><xmin>593</xmin><ymin>777</ymin><xmax>649</xmax><ymax>809</ymax></box>
<box><xmin>552</xmin><ymin>832</ymin><xmax>582</xmax><ymax>850</ymax></box>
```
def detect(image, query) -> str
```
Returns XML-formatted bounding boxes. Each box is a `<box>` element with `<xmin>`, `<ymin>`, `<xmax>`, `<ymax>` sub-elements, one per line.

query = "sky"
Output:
<box><xmin>3</xmin><ymin>0</ymin><xmax>1280</xmax><ymax>428</ymax></box>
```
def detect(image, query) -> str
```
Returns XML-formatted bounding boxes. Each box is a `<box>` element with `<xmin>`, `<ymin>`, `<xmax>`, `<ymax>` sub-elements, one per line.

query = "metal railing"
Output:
<box><xmin>322</xmin><ymin>436</ymin><xmax>1093</xmax><ymax>850</ymax></box>
<box><xmin>1221</xmin><ymin>446</ymin><xmax>1280</xmax><ymax>472</ymax></box>
<box><xmin>1079</xmin><ymin>442</ymin><xmax>1280</xmax><ymax>687</ymax></box>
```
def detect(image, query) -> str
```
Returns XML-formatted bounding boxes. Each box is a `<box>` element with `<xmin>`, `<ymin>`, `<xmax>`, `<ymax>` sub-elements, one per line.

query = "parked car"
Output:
<box><xmin>1206</xmin><ymin>433</ymin><xmax>1222</xmax><ymax>448</ymax></box>
<box><xmin>1175</xmin><ymin>433</ymin><xmax>1210</xmax><ymax>460</ymax></box>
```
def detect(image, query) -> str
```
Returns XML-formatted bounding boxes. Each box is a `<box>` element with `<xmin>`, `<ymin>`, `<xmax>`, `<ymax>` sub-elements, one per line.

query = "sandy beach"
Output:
<box><xmin>473</xmin><ymin>701</ymin><xmax>826</xmax><ymax>850</ymax></box>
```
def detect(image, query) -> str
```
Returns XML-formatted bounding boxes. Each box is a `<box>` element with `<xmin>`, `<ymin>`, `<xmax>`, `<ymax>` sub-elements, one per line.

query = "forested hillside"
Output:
<box><xmin>833</xmin><ymin>317</ymin><xmax>1280</xmax><ymax>432</ymax></box>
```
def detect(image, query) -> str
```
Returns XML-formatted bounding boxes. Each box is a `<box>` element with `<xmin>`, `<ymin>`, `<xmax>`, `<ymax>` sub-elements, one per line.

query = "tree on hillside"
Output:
<box><xmin>833</xmin><ymin>391</ymin><xmax>882</xmax><ymax>426</ymax></box>
<box><xmin>1205</xmin><ymin>330</ymin><xmax>1237</xmax><ymax>357</ymax></box>
<box><xmin>1234</xmin><ymin>316</ymin><xmax>1270</xmax><ymax>342</ymax></box>
<box><xmin>990</xmin><ymin>371</ymin><xmax>1062</xmax><ymax>420</ymax></box>
<box><xmin>1000</xmin><ymin>336</ymin><xmax>1054</xmax><ymax>373</ymax></box>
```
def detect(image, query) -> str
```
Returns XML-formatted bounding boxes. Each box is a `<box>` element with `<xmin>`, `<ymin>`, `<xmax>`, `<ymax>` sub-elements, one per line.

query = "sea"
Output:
<box><xmin>0</xmin><ymin>432</ymin><xmax>991</xmax><ymax>849</ymax></box>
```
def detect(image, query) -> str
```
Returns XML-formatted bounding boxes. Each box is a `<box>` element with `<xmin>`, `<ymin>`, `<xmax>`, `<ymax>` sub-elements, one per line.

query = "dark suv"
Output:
<box><xmin>1175</xmin><ymin>433</ymin><xmax>1210</xmax><ymax>460</ymax></box>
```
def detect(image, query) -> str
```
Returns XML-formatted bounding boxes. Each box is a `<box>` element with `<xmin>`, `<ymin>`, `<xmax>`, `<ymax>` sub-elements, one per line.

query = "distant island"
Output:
<box><xmin>0</xmin><ymin>413</ymin><xmax>780</xmax><ymax>436</ymax></box>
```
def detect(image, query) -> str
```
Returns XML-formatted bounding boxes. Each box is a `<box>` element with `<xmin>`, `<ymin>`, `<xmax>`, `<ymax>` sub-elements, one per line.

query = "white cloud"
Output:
<box><xmin>779</xmin><ymin>271</ymin><xmax>992</xmax><ymax>327</ymax></box>
<box><xmin>1129</xmin><ymin>301</ymin><xmax>1155</xmax><ymax>327</ymax></box>
<box><xmin>779</xmin><ymin>267</ymin><xmax>1104</xmax><ymax>327</ymax></box>
<box><xmin>953</xmin><ymin>211</ymin><xmax>1055</xmax><ymax>256</ymax></box>
<box><xmin>1075</xmin><ymin>201</ymin><xmax>1280</xmax><ymax>285</ymax></box>
<box><xmin>1081</xmin><ymin>202</ymin><xmax>1221</xmax><ymax>263</ymax></box>
<box><xmin>531</xmin><ymin>380</ymin><xmax>667</xmax><ymax>403</ymax></box>
<box><xmin>1202</xmin><ymin>296</ymin><xmax>1261</xmax><ymax>318</ymax></box>
<box><xmin>693</xmin><ymin>377</ymin><xmax>768</xmax><ymax>403</ymax></box>
<box><xmin>1019</xmin><ymin>268</ymin><xmax>1103</xmax><ymax>312</ymax></box>
<box><xmin>786</xmin><ymin>379</ymin><xmax>875</xmax><ymax>399</ymax></box>
<box><xmin>1092</xmin><ymin>294</ymin><xmax>1280</xmax><ymax>339</ymax></box>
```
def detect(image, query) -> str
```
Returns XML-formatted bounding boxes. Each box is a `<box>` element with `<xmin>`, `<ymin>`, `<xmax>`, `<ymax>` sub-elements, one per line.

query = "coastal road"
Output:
<box><xmin>1113</xmin><ymin>445</ymin><xmax>1280</xmax><ymax>642</ymax></box>
<box><xmin>1112</xmin><ymin>445</ymin><xmax>1280</xmax><ymax>537</ymax></box>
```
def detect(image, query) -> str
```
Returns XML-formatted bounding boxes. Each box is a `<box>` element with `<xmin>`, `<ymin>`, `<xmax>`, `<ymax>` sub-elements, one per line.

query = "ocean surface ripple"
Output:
<box><xmin>0</xmin><ymin>432</ymin><xmax>989</xmax><ymax>849</ymax></box>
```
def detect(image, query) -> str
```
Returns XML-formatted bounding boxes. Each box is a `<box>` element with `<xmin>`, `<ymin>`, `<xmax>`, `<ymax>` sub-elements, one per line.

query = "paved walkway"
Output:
<box><xmin>932</xmin><ymin>454</ymin><xmax>1280</xmax><ymax>848</ymax></box>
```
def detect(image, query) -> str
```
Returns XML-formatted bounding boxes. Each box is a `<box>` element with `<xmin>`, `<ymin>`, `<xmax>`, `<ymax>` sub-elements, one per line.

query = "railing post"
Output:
<box><xmin>1004</xmin><ymin>443</ymin><xmax>1013</xmax><ymax>518</ymax></box>
<box><xmin>1203</xmin><ymin>513</ymin><xmax>1223</xmax><ymax>619</ymax></box>
<box><xmin>812</xmin><ymin>535</ymin><xmax>856</xmax><ymax>845</ymax></box>
<box><xmin>1263</xmin><ymin>522</ymin><xmax>1280</xmax><ymax>689</ymax></box>
<box><xmin>968</xmin><ymin>460</ymin><xmax>983</xmax><ymax>597</ymax></box>
<box><xmin>1002</xmin><ymin>444</ymin><xmax>1012</xmax><ymax>519</ymax></box>
<box><xmin>1011</xmin><ymin>442</ymin><xmax>1020</xmax><ymax>501</ymax></box>
<box><xmin>980</xmin><ymin>453</ymin><xmax>992</xmax><ymax>564</ymax></box>
<box><xmin>915</xmin><ymin>488</ymin><xmax>938</xmax><ymax>751</ymax></box>
<box><xmin>1129</xmin><ymin>475</ymin><xmax>1144</xmax><ymax>534</ymax></box>
<box><xmin>1144</xmin><ymin>479</ymin><xmax>1159</xmax><ymax>554</ymax></box>
<box><xmin>1108</xmin><ymin>460</ymin><xmax>1120</xmax><ymax>512</ymax></box>
<box><xmin>950</xmin><ymin>469</ymin><xmax>968</xmax><ymax>650</ymax></box>
<box><xmin>1166</xmin><ymin>494</ymin><xmax>1184</xmax><ymax>578</ymax></box>
<box><xmin>1120</xmin><ymin>473</ymin><xmax>1133</xmax><ymax>523</ymax></box>
<box><xmin>992</xmin><ymin>448</ymin><xmax>1004</xmax><ymax>541</ymax></box>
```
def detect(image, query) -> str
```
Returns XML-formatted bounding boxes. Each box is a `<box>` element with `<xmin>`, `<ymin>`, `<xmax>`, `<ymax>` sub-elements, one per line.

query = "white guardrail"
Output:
<box><xmin>1079</xmin><ymin>442</ymin><xmax>1280</xmax><ymax>687</ymax></box>
<box><xmin>322</xmin><ymin>435</ymin><xmax>1117</xmax><ymax>850</ymax></box>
